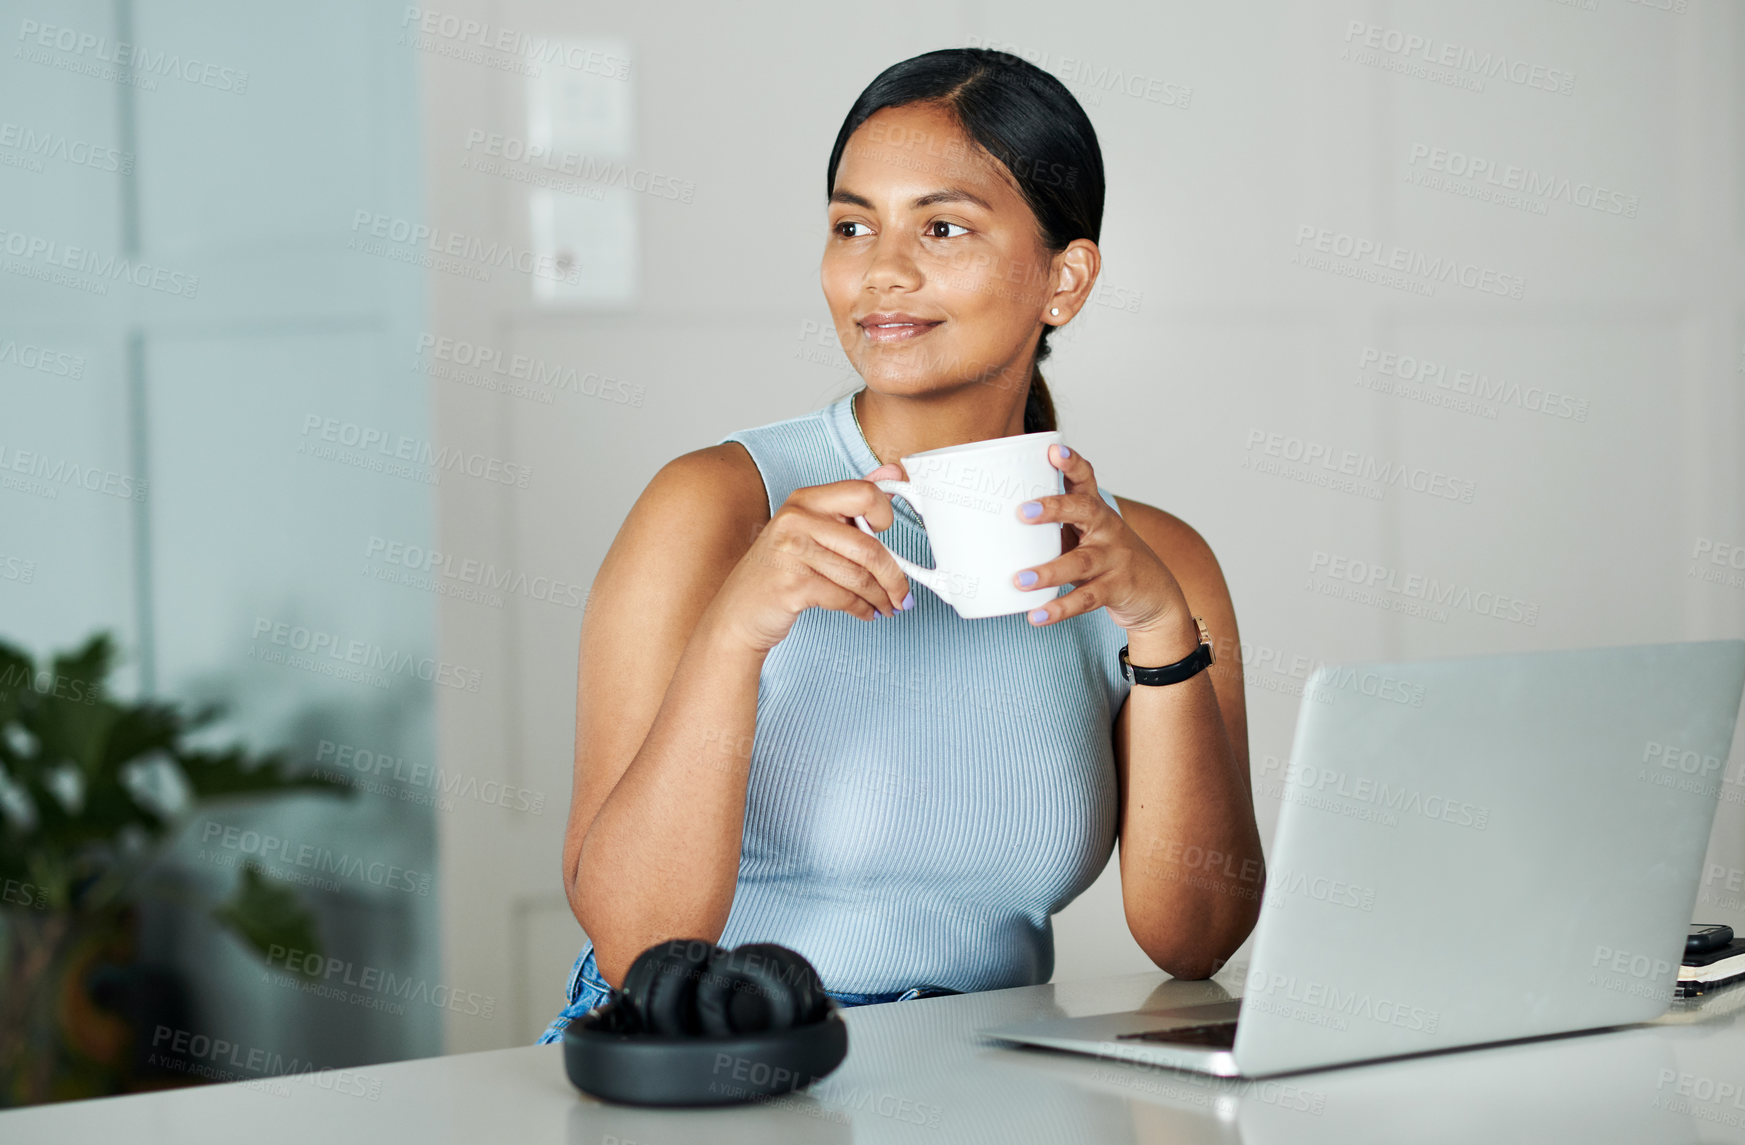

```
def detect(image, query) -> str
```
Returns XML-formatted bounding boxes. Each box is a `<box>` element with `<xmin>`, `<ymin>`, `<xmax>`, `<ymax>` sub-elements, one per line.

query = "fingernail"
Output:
<box><xmin>901</xmin><ymin>591</ymin><xmax>915</xmax><ymax>610</ymax></box>
<box><xmin>1028</xmin><ymin>608</ymin><xmax>1048</xmax><ymax>624</ymax></box>
<box><xmin>1021</xmin><ymin>501</ymin><xmax>1042</xmax><ymax>519</ymax></box>
<box><xmin>1017</xmin><ymin>570</ymin><xmax>1037</xmax><ymax>587</ymax></box>
<box><xmin>1059</xmin><ymin>444</ymin><xmax>1071</xmax><ymax>458</ymax></box>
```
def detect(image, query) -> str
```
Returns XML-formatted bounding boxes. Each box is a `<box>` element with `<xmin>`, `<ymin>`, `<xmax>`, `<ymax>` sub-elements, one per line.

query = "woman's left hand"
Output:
<box><xmin>1014</xmin><ymin>443</ymin><xmax>1186</xmax><ymax>633</ymax></box>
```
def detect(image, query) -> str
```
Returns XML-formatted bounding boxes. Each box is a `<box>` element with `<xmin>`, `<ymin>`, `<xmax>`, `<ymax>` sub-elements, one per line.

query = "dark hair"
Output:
<box><xmin>826</xmin><ymin>48</ymin><xmax>1106</xmax><ymax>435</ymax></box>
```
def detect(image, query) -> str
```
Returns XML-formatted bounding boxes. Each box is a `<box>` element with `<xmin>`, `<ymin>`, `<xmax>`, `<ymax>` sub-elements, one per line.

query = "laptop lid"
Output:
<box><xmin>1232</xmin><ymin>639</ymin><xmax>1745</xmax><ymax>1076</ymax></box>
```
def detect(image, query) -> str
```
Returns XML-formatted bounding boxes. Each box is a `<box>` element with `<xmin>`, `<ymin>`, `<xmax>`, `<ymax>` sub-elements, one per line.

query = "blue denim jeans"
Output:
<box><xmin>535</xmin><ymin>943</ymin><xmax>961</xmax><ymax>1044</ymax></box>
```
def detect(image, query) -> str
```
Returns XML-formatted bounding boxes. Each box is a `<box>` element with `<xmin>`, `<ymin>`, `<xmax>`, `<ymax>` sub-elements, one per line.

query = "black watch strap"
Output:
<box><xmin>1120</xmin><ymin>617</ymin><xmax>1215</xmax><ymax>686</ymax></box>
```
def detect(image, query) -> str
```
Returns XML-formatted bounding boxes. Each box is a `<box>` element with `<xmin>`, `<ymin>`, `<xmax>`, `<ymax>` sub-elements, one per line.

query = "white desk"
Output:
<box><xmin>5</xmin><ymin>969</ymin><xmax>1743</xmax><ymax>1144</ymax></box>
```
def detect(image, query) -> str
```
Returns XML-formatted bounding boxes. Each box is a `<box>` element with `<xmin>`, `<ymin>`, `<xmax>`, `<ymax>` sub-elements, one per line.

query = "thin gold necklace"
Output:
<box><xmin>850</xmin><ymin>389</ymin><xmax>884</xmax><ymax>466</ymax></box>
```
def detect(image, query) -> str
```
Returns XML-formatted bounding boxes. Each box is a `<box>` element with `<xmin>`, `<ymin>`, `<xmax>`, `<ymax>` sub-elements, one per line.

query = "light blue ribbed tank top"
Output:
<box><xmin>708</xmin><ymin>388</ymin><xmax>1133</xmax><ymax>994</ymax></box>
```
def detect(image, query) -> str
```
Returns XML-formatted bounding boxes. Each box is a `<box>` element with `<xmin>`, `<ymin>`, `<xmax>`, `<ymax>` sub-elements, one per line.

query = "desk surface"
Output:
<box><xmin>5</xmin><ymin>968</ymin><xmax>1744</xmax><ymax>1144</ymax></box>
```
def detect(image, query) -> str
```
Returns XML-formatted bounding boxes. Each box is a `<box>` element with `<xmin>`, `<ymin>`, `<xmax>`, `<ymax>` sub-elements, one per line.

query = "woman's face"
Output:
<box><xmin>822</xmin><ymin>102</ymin><xmax>1073</xmax><ymax>396</ymax></box>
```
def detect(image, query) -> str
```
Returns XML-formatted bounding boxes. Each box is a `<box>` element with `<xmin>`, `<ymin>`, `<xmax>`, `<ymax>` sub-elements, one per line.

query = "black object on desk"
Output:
<box><xmin>563</xmin><ymin>939</ymin><xmax>849</xmax><ymax>1107</ymax></box>
<box><xmin>1678</xmin><ymin>924</ymin><xmax>1745</xmax><ymax>998</ymax></box>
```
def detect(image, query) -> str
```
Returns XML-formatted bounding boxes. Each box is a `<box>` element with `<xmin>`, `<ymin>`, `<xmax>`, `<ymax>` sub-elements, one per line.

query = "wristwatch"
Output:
<box><xmin>1119</xmin><ymin>616</ymin><xmax>1215</xmax><ymax>686</ymax></box>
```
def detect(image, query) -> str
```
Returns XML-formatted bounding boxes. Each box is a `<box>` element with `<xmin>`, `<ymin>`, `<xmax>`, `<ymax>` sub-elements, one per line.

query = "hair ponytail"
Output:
<box><xmin>1024</xmin><ymin>365</ymin><xmax>1057</xmax><ymax>435</ymax></box>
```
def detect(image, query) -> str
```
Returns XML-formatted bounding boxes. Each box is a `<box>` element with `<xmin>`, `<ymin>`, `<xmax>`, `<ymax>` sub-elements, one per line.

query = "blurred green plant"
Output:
<box><xmin>0</xmin><ymin>632</ymin><xmax>350</xmax><ymax>1106</ymax></box>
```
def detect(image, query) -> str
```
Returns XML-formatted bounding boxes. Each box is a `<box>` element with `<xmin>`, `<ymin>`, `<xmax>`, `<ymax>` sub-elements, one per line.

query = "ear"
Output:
<box><xmin>1043</xmin><ymin>238</ymin><xmax>1102</xmax><ymax>325</ymax></box>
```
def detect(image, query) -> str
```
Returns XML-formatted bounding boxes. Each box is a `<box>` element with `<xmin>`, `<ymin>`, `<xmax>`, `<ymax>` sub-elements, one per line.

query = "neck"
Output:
<box><xmin>854</xmin><ymin>381</ymin><xmax>1031</xmax><ymax>466</ymax></box>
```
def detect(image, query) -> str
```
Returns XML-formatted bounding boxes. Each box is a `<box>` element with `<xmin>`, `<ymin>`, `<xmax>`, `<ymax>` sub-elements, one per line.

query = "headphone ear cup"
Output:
<box><xmin>756</xmin><ymin>944</ymin><xmax>827</xmax><ymax>1025</ymax></box>
<box><xmin>694</xmin><ymin>943</ymin><xmax>826</xmax><ymax>1037</ymax></box>
<box><xmin>621</xmin><ymin>939</ymin><xmax>724</xmax><ymax>1037</ymax></box>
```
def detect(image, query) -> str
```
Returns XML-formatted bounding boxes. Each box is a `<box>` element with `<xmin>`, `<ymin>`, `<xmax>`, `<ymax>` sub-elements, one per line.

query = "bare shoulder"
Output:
<box><xmin>648</xmin><ymin>441</ymin><xmax>768</xmax><ymax>520</ymax></box>
<box><xmin>1110</xmin><ymin>494</ymin><xmax>1229</xmax><ymax>594</ymax></box>
<box><xmin>626</xmin><ymin>442</ymin><xmax>768</xmax><ymax>543</ymax></box>
<box><xmin>591</xmin><ymin>442</ymin><xmax>769</xmax><ymax>607</ymax></box>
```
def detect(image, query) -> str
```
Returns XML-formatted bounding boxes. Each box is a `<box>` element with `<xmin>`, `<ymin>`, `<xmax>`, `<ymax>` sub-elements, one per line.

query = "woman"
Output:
<box><xmin>538</xmin><ymin>47</ymin><xmax>1262</xmax><ymax>1043</ymax></box>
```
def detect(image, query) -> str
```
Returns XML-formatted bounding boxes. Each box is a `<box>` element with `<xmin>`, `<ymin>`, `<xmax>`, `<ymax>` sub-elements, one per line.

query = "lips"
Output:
<box><xmin>858</xmin><ymin>312</ymin><xmax>943</xmax><ymax>343</ymax></box>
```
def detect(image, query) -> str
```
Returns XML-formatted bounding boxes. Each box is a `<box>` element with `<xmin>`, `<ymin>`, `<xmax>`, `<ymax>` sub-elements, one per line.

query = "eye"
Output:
<box><xmin>833</xmin><ymin>220</ymin><xmax>871</xmax><ymax>238</ymax></box>
<box><xmin>927</xmin><ymin>220</ymin><xmax>969</xmax><ymax>239</ymax></box>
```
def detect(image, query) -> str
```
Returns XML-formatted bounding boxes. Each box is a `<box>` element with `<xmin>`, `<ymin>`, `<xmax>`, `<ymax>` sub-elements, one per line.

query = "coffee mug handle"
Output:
<box><xmin>853</xmin><ymin>479</ymin><xmax>949</xmax><ymax>602</ymax></box>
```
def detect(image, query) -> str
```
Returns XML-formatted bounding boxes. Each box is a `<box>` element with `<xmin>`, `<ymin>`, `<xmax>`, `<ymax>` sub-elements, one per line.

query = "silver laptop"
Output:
<box><xmin>980</xmin><ymin>640</ymin><xmax>1745</xmax><ymax>1077</ymax></box>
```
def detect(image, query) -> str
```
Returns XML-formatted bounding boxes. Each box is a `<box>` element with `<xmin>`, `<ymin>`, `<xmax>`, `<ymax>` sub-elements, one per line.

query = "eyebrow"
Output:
<box><xmin>829</xmin><ymin>187</ymin><xmax>994</xmax><ymax>212</ymax></box>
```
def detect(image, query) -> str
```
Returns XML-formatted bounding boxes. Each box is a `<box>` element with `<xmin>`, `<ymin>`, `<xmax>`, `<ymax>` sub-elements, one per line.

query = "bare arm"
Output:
<box><xmin>1112</xmin><ymin>500</ymin><xmax>1262</xmax><ymax>979</ymax></box>
<box><xmin>561</xmin><ymin>446</ymin><xmax>911</xmax><ymax>987</ymax></box>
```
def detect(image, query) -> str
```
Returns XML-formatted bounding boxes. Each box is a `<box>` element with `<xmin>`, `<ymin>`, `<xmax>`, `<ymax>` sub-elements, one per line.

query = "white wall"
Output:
<box><xmin>412</xmin><ymin>0</ymin><xmax>1745</xmax><ymax>1048</ymax></box>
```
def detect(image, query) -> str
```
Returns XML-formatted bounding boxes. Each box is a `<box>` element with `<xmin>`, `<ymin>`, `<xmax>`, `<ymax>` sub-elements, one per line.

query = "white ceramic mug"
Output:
<box><xmin>853</xmin><ymin>430</ymin><xmax>1064</xmax><ymax>619</ymax></box>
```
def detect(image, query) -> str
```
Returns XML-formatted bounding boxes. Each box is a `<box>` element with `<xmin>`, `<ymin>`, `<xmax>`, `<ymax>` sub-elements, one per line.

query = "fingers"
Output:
<box><xmin>783</xmin><ymin>528</ymin><xmax>905</xmax><ymax>618</ymax></box>
<box><xmin>791</xmin><ymin>472</ymin><xmax>900</xmax><ymax>532</ymax></box>
<box><xmin>1049</xmin><ymin>442</ymin><xmax>1095</xmax><ymax>494</ymax></box>
<box><xmin>1014</xmin><ymin>490</ymin><xmax>1108</xmax><ymax>536</ymax></box>
<box><xmin>807</xmin><ymin>521</ymin><xmax>912</xmax><ymax>617</ymax></box>
<box><xmin>1024</xmin><ymin>578</ymin><xmax>1104</xmax><ymax>626</ymax></box>
<box><xmin>1013</xmin><ymin>544</ymin><xmax>1100</xmax><ymax>593</ymax></box>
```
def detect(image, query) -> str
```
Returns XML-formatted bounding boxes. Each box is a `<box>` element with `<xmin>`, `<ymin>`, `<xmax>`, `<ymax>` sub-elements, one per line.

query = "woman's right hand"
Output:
<box><xmin>707</xmin><ymin>463</ymin><xmax>916</xmax><ymax>655</ymax></box>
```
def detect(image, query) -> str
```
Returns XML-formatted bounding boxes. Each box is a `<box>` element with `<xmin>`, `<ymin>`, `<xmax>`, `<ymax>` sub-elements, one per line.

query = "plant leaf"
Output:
<box><xmin>211</xmin><ymin>859</ymin><xmax>323</xmax><ymax>970</ymax></box>
<box><xmin>179</xmin><ymin>746</ymin><xmax>353</xmax><ymax>803</ymax></box>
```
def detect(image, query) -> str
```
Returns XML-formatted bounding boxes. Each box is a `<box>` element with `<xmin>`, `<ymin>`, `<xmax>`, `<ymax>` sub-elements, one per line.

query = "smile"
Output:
<box><xmin>859</xmin><ymin>320</ymin><xmax>942</xmax><ymax>343</ymax></box>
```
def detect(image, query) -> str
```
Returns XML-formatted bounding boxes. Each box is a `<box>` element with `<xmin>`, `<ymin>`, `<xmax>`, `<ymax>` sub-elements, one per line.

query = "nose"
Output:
<box><xmin>864</xmin><ymin>229</ymin><xmax>922</xmax><ymax>294</ymax></box>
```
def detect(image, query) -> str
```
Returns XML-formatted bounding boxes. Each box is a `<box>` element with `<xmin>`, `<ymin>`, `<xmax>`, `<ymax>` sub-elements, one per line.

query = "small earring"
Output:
<box><xmin>1050</xmin><ymin>307</ymin><xmax>1060</xmax><ymax>317</ymax></box>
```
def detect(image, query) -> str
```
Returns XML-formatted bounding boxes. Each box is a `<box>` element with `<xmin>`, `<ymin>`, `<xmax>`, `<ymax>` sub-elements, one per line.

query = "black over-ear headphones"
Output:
<box><xmin>563</xmin><ymin>938</ymin><xmax>849</xmax><ymax>1107</ymax></box>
